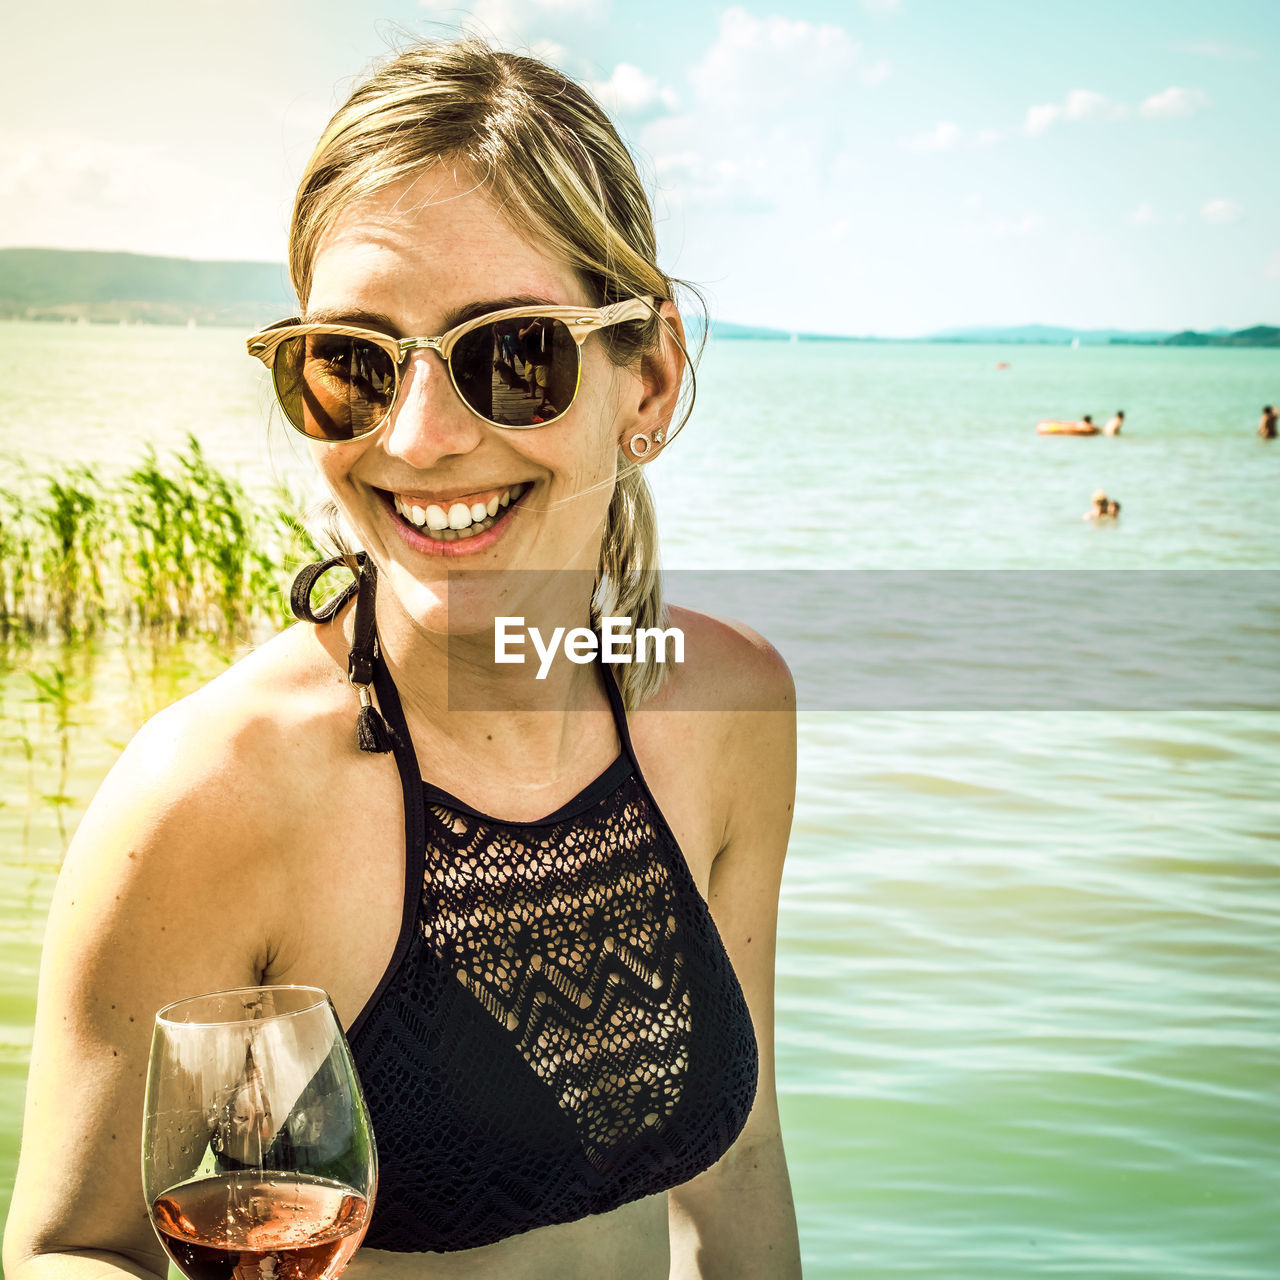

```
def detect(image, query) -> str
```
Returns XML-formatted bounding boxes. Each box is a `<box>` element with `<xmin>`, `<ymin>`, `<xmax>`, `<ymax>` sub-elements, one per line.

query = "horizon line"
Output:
<box><xmin>0</xmin><ymin>245</ymin><xmax>1271</xmax><ymax>340</ymax></box>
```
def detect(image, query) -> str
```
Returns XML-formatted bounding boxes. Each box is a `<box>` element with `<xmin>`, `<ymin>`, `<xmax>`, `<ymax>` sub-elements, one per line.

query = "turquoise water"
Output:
<box><xmin>2</xmin><ymin>323</ymin><xmax>1278</xmax><ymax>1276</ymax></box>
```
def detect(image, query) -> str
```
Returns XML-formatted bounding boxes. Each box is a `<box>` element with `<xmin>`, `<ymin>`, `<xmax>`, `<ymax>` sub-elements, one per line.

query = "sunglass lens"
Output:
<box><xmin>452</xmin><ymin>318</ymin><xmax>580</xmax><ymax>426</ymax></box>
<box><xmin>273</xmin><ymin>335</ymin><xmax>397</xmax><ymax>440</ymax></box>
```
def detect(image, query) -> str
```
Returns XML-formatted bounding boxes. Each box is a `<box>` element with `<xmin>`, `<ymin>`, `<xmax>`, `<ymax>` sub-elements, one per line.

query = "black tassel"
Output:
<box><xmin>355</xmin><ymin>685</ymin><xmax>392</xmax><ymax>754</ymax></box>
<box><xmin>357</xmin><ymin>703</ymin><xmax>393</xmax><ymax>753</ymax></box>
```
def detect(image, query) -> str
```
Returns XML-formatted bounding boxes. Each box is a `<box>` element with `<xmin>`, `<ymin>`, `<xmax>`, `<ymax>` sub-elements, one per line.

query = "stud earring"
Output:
<box><xmin>629</xmin><ymin>428</ymin><xmax>665</xmax><ymax>458</ymax></box>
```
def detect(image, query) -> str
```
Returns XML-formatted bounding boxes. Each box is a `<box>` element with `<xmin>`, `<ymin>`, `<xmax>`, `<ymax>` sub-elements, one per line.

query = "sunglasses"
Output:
<box><xmin>246</xmin><ymin>297</ymin><xmax>656</xmax><ymax>441</ymax></box>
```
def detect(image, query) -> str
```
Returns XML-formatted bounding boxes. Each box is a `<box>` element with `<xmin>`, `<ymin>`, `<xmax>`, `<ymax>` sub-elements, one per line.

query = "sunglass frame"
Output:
<box><xmin>246</xmin><ymin>296</ymin><xmax>657</xmax><ymax>440</ymax></box>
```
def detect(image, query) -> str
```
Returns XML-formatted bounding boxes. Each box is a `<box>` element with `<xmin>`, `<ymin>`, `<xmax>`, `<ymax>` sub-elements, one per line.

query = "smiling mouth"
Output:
<box><xmin>388</xmin><ymin>482</ymin><xmax>531</xmax><ymax>542</ymax></box>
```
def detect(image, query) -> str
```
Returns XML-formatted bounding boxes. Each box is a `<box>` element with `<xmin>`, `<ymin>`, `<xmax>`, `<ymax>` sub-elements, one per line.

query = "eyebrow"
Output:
<box><xmin>301</xmin><ymin>295</ymin><xmax>565</xmax><ymax>335</ymax></box>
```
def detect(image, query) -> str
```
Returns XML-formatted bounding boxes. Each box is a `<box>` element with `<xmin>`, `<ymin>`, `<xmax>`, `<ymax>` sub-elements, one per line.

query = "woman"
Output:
<box><xmin>3</xmin><ymin>39</ymin><xmax>800</xmax><ymax>1280</ymax></box>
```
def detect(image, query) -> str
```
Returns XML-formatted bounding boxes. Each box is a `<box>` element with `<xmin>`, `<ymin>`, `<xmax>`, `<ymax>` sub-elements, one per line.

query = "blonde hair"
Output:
<box><xmin>288</xmin><ymin>38</ymin><xmax>698</xmax><ymax>707</ymax></box>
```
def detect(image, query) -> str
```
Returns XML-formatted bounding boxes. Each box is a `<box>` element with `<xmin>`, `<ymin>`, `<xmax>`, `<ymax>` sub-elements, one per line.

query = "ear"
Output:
<box><xmin>616</xmin><ymin>301</ymin><xmax>688</xmax><ymax>464</ymax></box>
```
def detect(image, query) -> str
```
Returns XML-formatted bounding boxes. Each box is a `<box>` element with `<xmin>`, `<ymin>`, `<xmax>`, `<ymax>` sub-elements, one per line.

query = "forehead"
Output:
<box><xmin>307</xmin><ymin>168</ymin><xmax>588</xmax><ymax>329</ymax></box>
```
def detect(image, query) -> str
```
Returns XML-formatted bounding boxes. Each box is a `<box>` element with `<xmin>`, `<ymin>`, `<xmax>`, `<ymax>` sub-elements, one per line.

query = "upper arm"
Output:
<box><xmin>661</xmin><ymin>619</ymin><xmax>800</xmax><ymax>1277</ymax></box>
<box><xmin>3</xmin><ymin>692</ymin><xmax>292</xmax><ymax>1277</ymax></box>
<box><xmin>703</xmin><ymin>629</ymin><xmax>796</xmax><ymax>1156</ymax></box>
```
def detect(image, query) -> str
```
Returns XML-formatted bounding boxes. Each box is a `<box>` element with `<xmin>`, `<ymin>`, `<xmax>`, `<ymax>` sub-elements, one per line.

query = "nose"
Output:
<box><xmin>382</xmin><ymin>349</ymin><xmax>484</xmax><ymax>468</ymax></box>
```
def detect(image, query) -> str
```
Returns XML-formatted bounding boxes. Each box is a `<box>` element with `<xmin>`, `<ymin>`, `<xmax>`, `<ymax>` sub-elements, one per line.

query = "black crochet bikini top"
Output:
<box><xmin>344</xmin><ymin>649</ymin><xmax>759</xmax><ymax>1253</ymax></box>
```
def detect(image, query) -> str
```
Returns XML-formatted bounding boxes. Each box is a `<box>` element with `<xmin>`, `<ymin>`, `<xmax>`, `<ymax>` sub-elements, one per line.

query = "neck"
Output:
<box><xmin>370</xmin><ymin>573</ymin><xmax>614</xmax><ymax>782</ymax></box>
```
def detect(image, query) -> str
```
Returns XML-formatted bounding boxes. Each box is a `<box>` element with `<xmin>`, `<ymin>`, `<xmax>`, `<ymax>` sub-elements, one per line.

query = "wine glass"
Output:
<box><xmin>142</xmin><ymin>986</ymin><xmax>376</xmax><ymax>1280</ymax></box>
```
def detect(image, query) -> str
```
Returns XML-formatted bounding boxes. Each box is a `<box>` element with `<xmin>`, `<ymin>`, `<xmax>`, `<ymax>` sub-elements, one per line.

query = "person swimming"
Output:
<box><xmin>1104</xmin><ymin>410</ymin><xmax>1124</xmax><ymax>435</ymax></box>
<box><xmin>1083</xmin><ymin>489</ymin><xmax>1119</xmax><ymax>521</ymax></box>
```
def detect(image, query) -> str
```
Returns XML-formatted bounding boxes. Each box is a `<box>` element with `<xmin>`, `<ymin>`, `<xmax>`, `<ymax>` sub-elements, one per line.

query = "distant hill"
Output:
<box><xmin>2</xmin><ymin>248</ymin><xmax>1274</xmax><ymax>345</ymax></box>
<box><xmin>694</xmin><ymin>318</ymin><xmax>862</xmax><ymax>342</ymax></box>
<box><xmin>928</xmin><ymin>323</ymin><xmax>1175</xmax><ymax>345</ymax></box>
<box><xmin>0</xmin><ymin>248</ymin><xmax>865</xmax><ymax>337</ymax></box>
<box><xmin>929</xmin><ymin>321</ymin><xmax>1277</xmax><ymax>347</ymax></box>
<box><xmin>1157</xmin><ymin>325</ymin><xmax>1280</xmax><ymax>347</ymax></box>
<box><xmin>0</xmin><ymin>247</ymin><xmax>294</xmax><ymax>326</ymax></box>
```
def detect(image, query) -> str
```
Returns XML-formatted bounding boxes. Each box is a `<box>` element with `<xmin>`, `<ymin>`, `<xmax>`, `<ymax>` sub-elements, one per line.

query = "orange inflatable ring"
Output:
<box><xmin>1036</xmin><ymin>420</ymin><xmax>1099</xmax><ymax>435</ymax></box>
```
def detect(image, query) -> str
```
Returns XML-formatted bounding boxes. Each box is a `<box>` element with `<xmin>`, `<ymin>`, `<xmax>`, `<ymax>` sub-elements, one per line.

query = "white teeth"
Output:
<box><xmin>394</xmin><ymin>484</ymin><xmax>525</xmax><ymax>537</ymax></box>
<box><xmin>393</xmin><ymin>495</ymin><xmax>424</xmax><ymax>527</ymax></box>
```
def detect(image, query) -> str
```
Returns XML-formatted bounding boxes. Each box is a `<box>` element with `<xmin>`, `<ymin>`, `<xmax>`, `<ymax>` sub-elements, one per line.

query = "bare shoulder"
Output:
<box><xmin>83</xmin><ymin>625</ymin><xmax>346</xmax><ymax>862</ymax></box>
<box><xmin>661</xmin><ymin>606</ymin><xmax>795</xmax><ymax>838</ymax></box>
<box><xmin>645</xmin><ymin>604</ymin><xmax>795</xmax><ymax>716</ymax></box>
<box><xmin>49</xmin><ymin>620</ymin><xmax>355</xmax><ymax>976</ymax></box>
<box><xmin>626</xmin><ymin>606</ymin><xmax>795</xmax><ymax>891</ymax></box>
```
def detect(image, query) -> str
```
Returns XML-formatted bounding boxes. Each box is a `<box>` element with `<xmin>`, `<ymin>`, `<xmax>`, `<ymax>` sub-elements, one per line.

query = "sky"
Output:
<box><xmin>1</xmin><ymin>0</ymin><xmax>1277</xmax><ymax>336</ymax></box>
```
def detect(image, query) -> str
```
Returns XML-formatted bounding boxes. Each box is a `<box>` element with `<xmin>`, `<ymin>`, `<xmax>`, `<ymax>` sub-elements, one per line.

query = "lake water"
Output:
<box><xmin>2</xmin><ymin>322</ymin><xmax>1278</xmax><ymax>1277</ymax></box>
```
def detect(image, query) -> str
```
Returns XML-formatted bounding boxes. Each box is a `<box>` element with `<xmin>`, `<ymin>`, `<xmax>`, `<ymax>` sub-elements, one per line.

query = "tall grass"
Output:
<box><xmin>0</xmin><ymin>436</ymin><xmax>325</xmax><ymax>642</ymax></box>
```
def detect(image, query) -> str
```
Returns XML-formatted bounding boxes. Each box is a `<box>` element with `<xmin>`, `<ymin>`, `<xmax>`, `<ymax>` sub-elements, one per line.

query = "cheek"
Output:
<box><xmin>308</xmin><ymin>440</ymin><xmax>362</xmax><ymax>499</ymax></box>
<box><xmin>573</xmin><ymin>362</ymin><xmax>629</xmax><ymax>473</ymax></box>
<box><xmin>546</xmin><ymin>392</ymin><xmax>621</xmax><ymax>508</ymax></box>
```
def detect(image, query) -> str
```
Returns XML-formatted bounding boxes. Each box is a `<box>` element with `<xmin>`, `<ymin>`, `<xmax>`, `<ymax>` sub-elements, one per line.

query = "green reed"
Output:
<box><xmin>0</xmin><ymin>436</ymin><xmax>325</xmax><ymax>643</ymax></box>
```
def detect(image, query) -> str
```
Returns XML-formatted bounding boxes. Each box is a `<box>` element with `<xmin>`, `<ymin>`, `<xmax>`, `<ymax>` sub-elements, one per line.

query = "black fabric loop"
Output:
<box><xmin>289</xmin><ymin>553</ymin><xmax>363</xmax><ymax>624</ymax></box>
<box><xmin>288</xmin><ymin>552</ymin><xmax>392</xmax><ymax>754</ymax></box>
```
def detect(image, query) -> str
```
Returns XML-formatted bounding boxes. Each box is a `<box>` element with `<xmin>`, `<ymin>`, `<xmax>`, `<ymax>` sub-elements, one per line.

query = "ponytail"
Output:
<box><xmin>591</xmin><ymin>456</ymin><xmax>665</xmax><ymax>709</ymax></box>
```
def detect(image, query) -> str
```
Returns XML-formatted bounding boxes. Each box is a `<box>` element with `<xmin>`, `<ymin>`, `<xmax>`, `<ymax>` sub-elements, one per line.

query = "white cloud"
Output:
<box><xmin>1024</xmin><ymin>89</ymin><xmax>1125</xmax><ymax>136</ymax></box>
<box><xmin>645</xmin><ymin>8</ymin><xmax>883</xmax><ymax>214</ymax></box>
<box><xmin>1139</xmin><ymin>86</ymin><xmax>1210</xmax><ymax>119</ymax></box>
<box><xmin>0</xmin><ymin>133</ymin><xmax>154</xmax><ymax>210</ymax></box>
<box><xmin>903</xmin><ymin>122</ymin><xmax>1005</xmax><ymax>153</ymax></box>
<box><xmin>1130</xmin><ymin>202</ymin><xmax>1158</xmax><ymax>227</ymax></box>
<box><xmin>690</xmin><ymin>7</ymin><xmax>864</xmax><ymax>108</ymax></box>
<box><xmin>904</xmin><ymin>121</ymin><xmax>962</xmax><ymax>152</ymax></box>
<box><xmin>418</xmin><ymin>0</ymin><xmax>601</xmax><ymax>53</ymax></box>
<box><xmin>1265</xmin><ymin>250</ymin><xmax>1280</xmax><ymax>281</ymax></box>
<box><xmin>1024</xmin><ymin>102</ymin><xmax>1061</xmax><ymax>136</ymax></box>
<box><xmin>1065</xmin><ymin>89</ymin><xmax>1117</xmax><ymax>121</ymax></box>
<box><xmin>588</xmin><ymin>63</ymin><xmax>679</xmax><ymax>116</ymax></box>
<box><xmin>859</xmin><ymin>58</ymin><xmax>892</xmax><ymax>86</ymax></box>
<box><xmin>528</xmin><ymin>39</ymin><xmax>572</xmax><ymax>66</ymax></box>
<box><xmin>0</xmin><ymin>129</ymin><xmax>282</xmax><ymax>260</ymax></box>
<box><xmin>1023</xmin><ymin>86</ymin><xmax>1206</xmax><ymax>138</ymax></box>
<box><xmin>1201</xmin><ymin>198</ymin><xmax>1241</xmax><ymax>225</ymax></box>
